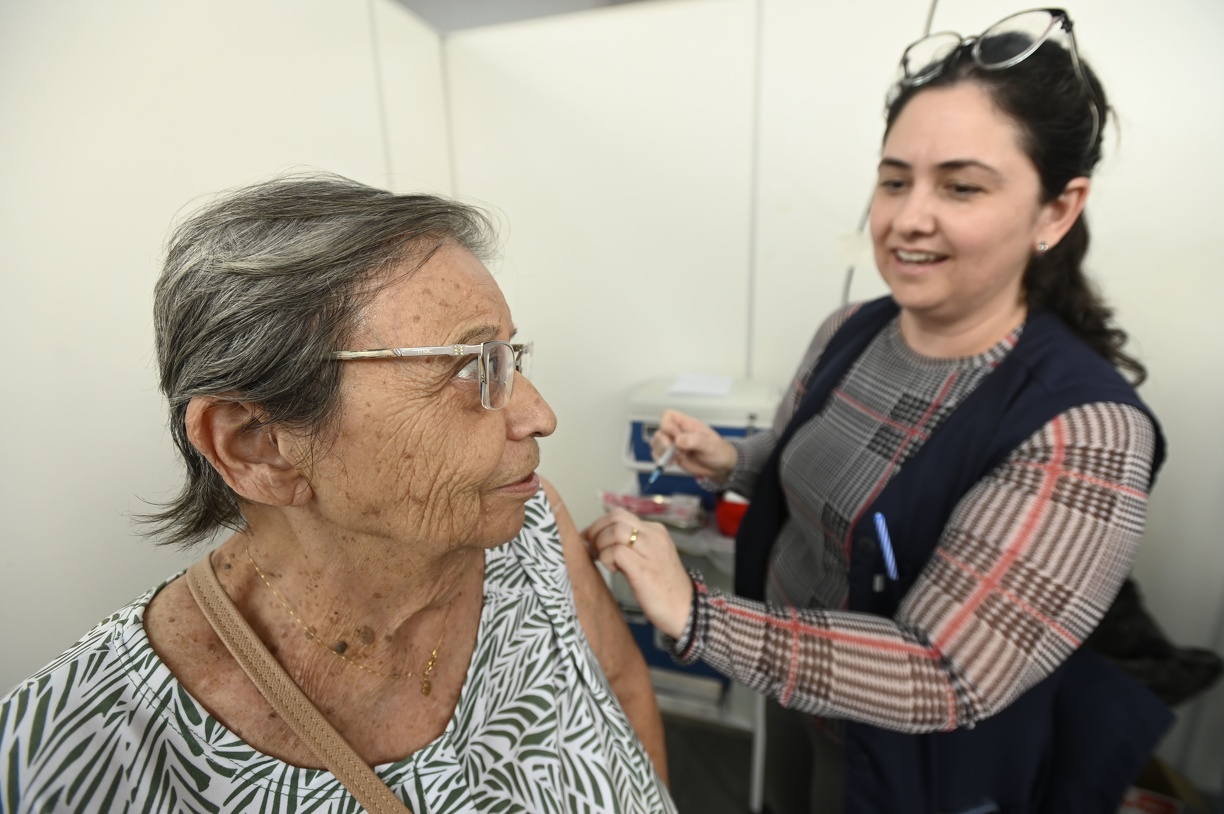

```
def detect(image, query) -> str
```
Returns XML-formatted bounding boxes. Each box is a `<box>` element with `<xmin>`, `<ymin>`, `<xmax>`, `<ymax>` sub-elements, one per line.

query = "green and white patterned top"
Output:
<box><xmin>0</xmin><ymin>491</ymin><xmax>675</xmax><ymax>813</ymax></box>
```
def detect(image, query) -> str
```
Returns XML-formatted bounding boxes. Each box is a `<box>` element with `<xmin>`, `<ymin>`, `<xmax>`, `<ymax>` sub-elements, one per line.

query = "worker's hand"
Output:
<box><xmin>651</xmin><ymin>409</ymin><xmax>738</xmax><ymax>484</ymax></box>
<box><xmin>582</xmin><ymin>508</ymin><xmax>694</xmax><ymax>640</ymax></box>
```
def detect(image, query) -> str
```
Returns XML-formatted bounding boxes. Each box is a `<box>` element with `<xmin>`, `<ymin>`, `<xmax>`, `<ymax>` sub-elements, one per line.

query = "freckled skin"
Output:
<box><xmin>292</xmin><ymin>245</ymin><xmax>554</xmax><ymax>563</ymax></box>
<box><xmin>145</xmin><ymin>242</ymin><xmax>583</xmax><ymax>769</ymax></box>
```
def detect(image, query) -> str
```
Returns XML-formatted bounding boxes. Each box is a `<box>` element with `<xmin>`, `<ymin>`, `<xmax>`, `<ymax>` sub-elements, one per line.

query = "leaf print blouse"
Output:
<box><xmin>0</xmin><ymin>490</ymin><xmax>676</xmax><ymax>813</ymax></box>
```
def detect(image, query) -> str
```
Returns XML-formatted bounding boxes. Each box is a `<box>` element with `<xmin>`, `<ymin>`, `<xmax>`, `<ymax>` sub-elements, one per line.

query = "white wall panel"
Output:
<box><xmin>0</xmin><ymin>0</ymin><xmax>445</xmax><ymax>692</ymax></box>
<box><xmin>750</xmin><ymin>0</ymin><xmax>928</xmax><ymax>386</ymax></box>
<box><xmin>372</xmin><ymin>0</ymin><xmax>454</xmax><ymax>193</ymax></box>
<box><xmin>446</xmin><ymin>0</ymin><xmax>756</xmax><ymax>526</ymax></box>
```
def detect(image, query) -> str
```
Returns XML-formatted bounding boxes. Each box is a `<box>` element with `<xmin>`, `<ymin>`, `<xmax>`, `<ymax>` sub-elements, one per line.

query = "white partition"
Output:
<box><xmin>749</xmin><ymin>0</ymin><xmax>924</xmax><ymax>386</ymax></box>
<box><xmin>372</xmin><ymin>0</ymin><xmax>454</xmax><ymax>193</ymax></box>
<box><xmin>0</xmin><ymin>0</ymin><xmax>448</xmax><ymax>693</ymax></box>
<box><xmin>445</xmin><ymin>0</ymin><xmax>757</xmax><ymax>524</ymax></box>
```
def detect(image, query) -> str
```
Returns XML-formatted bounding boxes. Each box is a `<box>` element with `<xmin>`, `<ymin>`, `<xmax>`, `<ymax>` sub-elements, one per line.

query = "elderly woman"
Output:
<box><xmin>0</xmin><ymin>175</ymin><xmax>674</xmax><ymax>813</ymax></box>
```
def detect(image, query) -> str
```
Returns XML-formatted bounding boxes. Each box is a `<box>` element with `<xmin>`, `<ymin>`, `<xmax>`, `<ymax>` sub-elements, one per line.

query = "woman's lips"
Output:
<box><xmin>891</xmin><ymin>249</ymin><xmax>947</xmax><ymax>273</ymax></box>
<box><xmin>496</xmin><ymin>471</ymin><xmax>540</xmax><ymax>494</ymax></box>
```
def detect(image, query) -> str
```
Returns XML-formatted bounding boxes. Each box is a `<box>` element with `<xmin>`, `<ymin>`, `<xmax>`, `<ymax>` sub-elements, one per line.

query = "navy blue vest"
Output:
<box><xmin>734</xmin><ymin>298</ymin><xmax>1172</xmax><ymax>813</ymax></box>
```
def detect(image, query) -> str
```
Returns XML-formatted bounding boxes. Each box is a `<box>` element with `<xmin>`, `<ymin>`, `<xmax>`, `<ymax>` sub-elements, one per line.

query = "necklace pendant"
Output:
<box><xmin>421</xmin><ymin>678</ymin><xmax>432</xmax><ymax>696</ymax></box>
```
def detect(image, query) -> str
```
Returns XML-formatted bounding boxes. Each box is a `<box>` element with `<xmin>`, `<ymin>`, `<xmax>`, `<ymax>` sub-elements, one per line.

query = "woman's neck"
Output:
<box><xmin>897</xmin><ymin>299</ymin><xmax>1027</xmax><ymax>359</ymax></box>
<box><xmin>212</xmin><ymin>521</ymin><xmax>484</xmax><ymax>695</ymax></box>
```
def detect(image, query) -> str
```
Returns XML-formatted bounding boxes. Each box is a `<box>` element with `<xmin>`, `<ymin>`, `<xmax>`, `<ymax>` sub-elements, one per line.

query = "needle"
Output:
<box><xmin>646</xmin><ymin>444</ymin><xmax>677</xmax><ymax>488</ymax></box>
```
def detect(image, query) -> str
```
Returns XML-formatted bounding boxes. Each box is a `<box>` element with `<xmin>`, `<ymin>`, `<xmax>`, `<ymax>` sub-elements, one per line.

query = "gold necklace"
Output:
<box><xmin>245</xmin><ymin>542</ymin><xmax>450</xmax><ymax>695</ymax></box>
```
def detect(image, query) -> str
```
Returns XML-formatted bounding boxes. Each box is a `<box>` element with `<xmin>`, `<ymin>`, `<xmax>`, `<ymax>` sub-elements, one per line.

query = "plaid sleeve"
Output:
<box><xmin>672</xmin><ymin>401</ymin><xmax>1156</xmax><ymax>733</ymax></box>
<box><xmin>724</xmin><ymin>303</ymin><xmax>862</xmax><ymax>498</ymax></box>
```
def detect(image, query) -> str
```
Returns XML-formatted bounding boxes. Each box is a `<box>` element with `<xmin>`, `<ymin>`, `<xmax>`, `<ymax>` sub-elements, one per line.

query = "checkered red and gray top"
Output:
<box><xmin>672</xmin><ymin>304</ymin><xmax>1156</xmax><ymax>733</ymax></box>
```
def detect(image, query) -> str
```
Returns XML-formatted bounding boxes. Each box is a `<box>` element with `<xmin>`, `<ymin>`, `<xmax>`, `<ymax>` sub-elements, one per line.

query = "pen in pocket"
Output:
<box><xmin>872</xmin><ymin>512</ymin><xmax>899</xmax><ymax>581</ymax></box>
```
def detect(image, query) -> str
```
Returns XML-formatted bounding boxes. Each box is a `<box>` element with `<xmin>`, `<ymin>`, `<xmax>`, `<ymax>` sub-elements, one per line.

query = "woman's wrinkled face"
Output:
<box><xmin>870</xmin><ymin>82</ymin><xmax>1051</xmax><ymax>331</ymax></box>
<box><xmin>305</xmin><ymin>242</ymin><xmax>556</xmax><ymax>553</ymax></box>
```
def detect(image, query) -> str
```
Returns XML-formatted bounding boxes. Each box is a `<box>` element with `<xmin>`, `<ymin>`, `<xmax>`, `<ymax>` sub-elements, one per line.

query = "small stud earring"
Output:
<box><xmin>1035</xmin><ymin>241</ymin><xmax>1049</xmax><ymax>256</ymax></box>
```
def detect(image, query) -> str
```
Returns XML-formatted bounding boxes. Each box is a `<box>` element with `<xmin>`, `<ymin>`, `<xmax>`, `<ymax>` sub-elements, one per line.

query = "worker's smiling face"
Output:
<box><xmin>871</xmin><ymin>82</ymin><xmax>1057</xmax><ymax>336</ymax></box>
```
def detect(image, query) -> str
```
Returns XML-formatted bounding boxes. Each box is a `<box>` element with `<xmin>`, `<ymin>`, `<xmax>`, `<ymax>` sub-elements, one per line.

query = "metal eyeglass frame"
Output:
<box><xmin>330</xmin><ymin>340</ymin><xmax>532</xmax><ymax>411</ymax></box>
<box><xmin>896</xmin><ymin>8</ymin><xmax>1100</xmax><ymax>153</ymax></box>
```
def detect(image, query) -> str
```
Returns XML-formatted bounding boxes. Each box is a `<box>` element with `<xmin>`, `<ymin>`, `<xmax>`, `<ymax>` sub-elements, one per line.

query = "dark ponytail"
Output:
<box><xmin>885</xmin><ymin>34</ymin><xmax>1146</xmax><ymax>384</ymax></box>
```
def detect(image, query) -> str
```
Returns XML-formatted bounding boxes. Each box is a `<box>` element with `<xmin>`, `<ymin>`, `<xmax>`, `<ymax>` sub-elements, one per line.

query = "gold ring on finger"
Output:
<box><xmin>627</xmin><ymin>527</ymin><xmax>639</xmax><ymax>548</ymax></box>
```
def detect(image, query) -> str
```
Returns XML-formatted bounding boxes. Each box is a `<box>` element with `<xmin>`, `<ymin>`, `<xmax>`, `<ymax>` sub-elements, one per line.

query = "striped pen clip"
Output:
<box><xmin>872</xmin><ymin>512</ymin><xmax>899</xmax><ymax>581</ymax></box>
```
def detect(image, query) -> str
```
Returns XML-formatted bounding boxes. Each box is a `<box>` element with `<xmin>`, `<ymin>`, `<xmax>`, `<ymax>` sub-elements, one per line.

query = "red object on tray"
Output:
<box><xmin>714</xmin><ymin>493</ymin><xmax>749</xmax><ymax>537</ymax></box>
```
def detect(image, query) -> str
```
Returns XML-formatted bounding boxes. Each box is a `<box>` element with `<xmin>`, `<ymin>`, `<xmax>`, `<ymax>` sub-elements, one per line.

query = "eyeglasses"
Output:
<box><xmin>894</xmin><ymin>8</ymin><xmax>1100</xmax><ymax>150</ymax></box>
<box><xmin>331</xmin><ymin>340</ymin><xmax>532</xmax><ymax>410</ymax></box>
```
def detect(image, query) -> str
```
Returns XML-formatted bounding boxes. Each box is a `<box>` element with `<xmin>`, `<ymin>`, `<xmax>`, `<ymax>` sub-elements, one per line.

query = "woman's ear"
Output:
<box><xmin>184</xmin><ymin>397</ymin><xmax>313</xmax><ymax>507</ymax></box>
<box><xmin>1037</xmin><ymin>176</ymin><xmax>1091</xmax><ymax>250</ymax></box>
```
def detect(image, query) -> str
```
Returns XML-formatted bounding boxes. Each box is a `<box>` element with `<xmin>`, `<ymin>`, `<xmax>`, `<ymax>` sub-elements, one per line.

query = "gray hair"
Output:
<box><xmin>140</xmin><ymin>173</ymin><xmax>497</xmax><ymax>549</ymax></box>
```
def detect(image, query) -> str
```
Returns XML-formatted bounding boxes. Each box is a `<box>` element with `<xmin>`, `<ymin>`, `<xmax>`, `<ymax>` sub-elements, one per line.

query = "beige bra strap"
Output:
<box><xmin>186</xmin><ymin>556</ymin><xmax>413</xmax><ymax>814</ymax></box>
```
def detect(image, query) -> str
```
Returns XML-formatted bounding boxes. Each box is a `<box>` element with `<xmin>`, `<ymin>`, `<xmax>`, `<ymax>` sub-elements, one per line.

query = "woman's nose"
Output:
<box><xmin>505</xmin><ymin>373</ymin><xmax>557</xmax><ymax>439</ymax></box>
<box><xmin>893</xmin><ymin>187</ymin><xmax>936</xmax><ymax>237</ymax></box>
